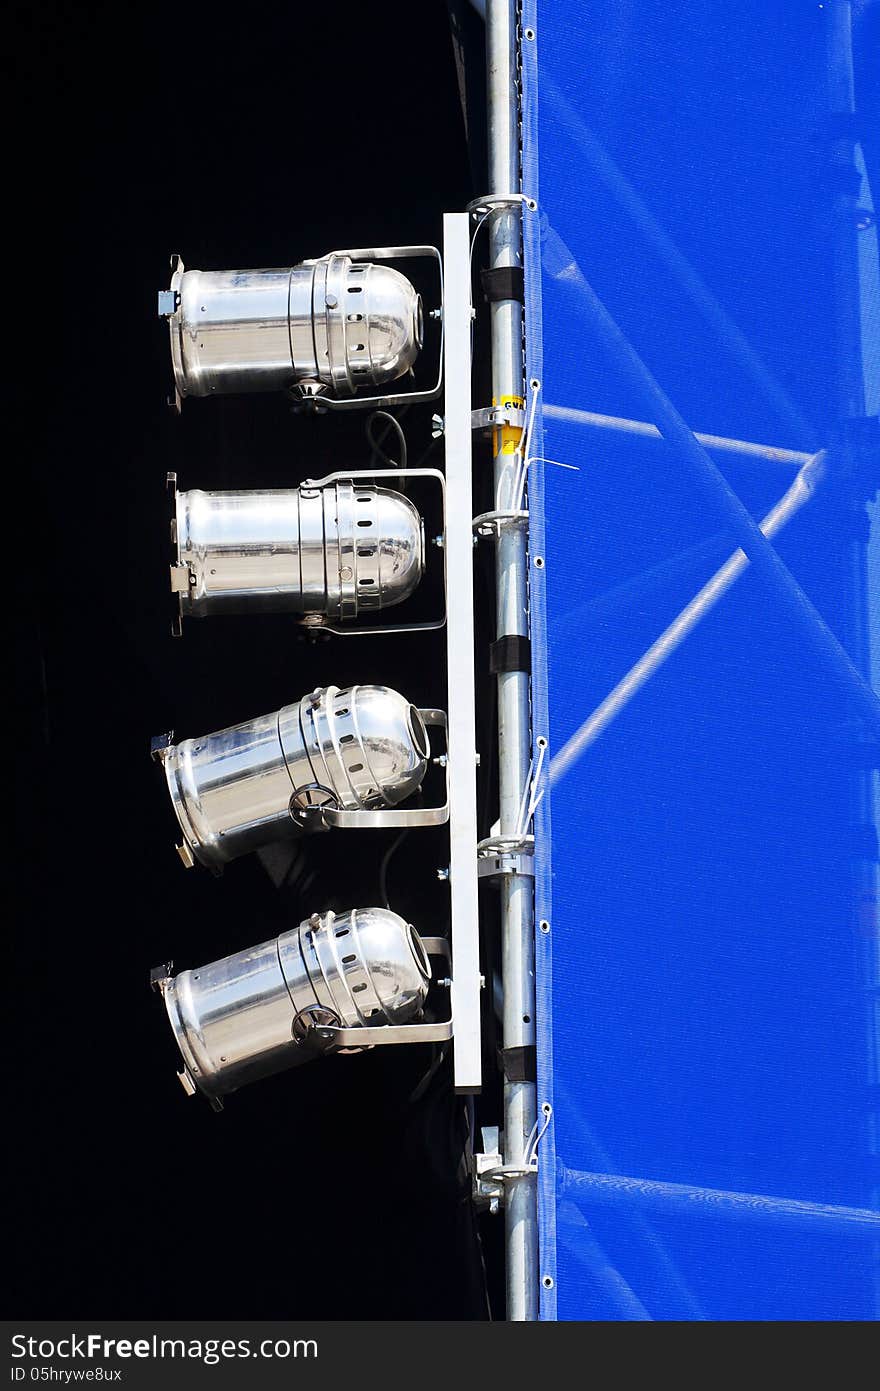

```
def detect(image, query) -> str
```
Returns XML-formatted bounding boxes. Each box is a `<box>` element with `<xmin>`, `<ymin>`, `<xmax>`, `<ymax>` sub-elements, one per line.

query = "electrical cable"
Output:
<box><xmin>378</xmin><ymin>829</ymin><xmax>410</xmax><ymax>910</ymax></box>
<box><xmin>366</xmin><ymin>409</ymin><xmax>408</xmax><ymax>474</ymax></box>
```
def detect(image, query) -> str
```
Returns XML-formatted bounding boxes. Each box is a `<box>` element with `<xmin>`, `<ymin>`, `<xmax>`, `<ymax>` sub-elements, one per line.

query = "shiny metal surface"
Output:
<box><xmin>161</xmin><ymin>253</ymin><xmax>422</xmax><ymax>403</ymax></box>
<box><xmin>156</xmin><ymin>685</ymin><xmax>430</xmax><ymax>868</ymax></box>
<box><xmin>486</xmin><ymin>0</ymin><xmax>539</xmax><ymax>1320</ymax></box>
<box><xmin>158</xmin><ymin>908</ymin><xmax>431</xmax><ymax>1098</ymax></box>
<box><xmin>172</xmin><ymin>480</ymin><xmax>424</xmax><ymax>621</ymax></box>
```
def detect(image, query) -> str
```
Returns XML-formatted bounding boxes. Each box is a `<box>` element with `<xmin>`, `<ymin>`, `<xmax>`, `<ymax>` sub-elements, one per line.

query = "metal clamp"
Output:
<box><xmin>471</xmin><ymin>404</ymin><xmax>526</xmax><ymax>433</ymax></box>
<box><xmin>316</xmin><ymin>709</ymin><xmax>450</xmax><ymax>829</ymax></box>
<box><xmin>466</xmin><ymin>193</ymin><xmax>537</xmax><ymax>217</ymax></box>
<box><xmin>477</xmin><ymin>833</ymin><xmax>535</xmax><ymax>881</ymax></box>
<box><xmin>478</xmin><ymin>852</ymin><xmax>535</xmax><ymax>881</ymax></box>
<box><xmin>292</xmin><ymin>244</ymin><xmax>444</xmax><ymax>412</ymax></box>
<box><xmin>472</xmin><ymin>508</ymin><xmax>529</xmax><ymax>538</ymax></box>
<box><xmin>474</xmin><ymin>1126</ymin><xmax>505</xmax><ymax>1211</ymax></box>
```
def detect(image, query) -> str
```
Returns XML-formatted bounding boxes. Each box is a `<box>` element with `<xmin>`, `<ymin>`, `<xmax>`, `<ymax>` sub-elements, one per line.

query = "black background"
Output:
<box><xmin>14</xmin><ymin>0</ymin><xmax>502</xmax><ymax>1319</ymax></box>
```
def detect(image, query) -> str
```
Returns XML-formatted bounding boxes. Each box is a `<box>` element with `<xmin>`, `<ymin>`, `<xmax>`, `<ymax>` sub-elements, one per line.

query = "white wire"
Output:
<box><xmin>527</xmin><ymin>1105</ymin><xmax>552</xmax><ymax>1169</ymax></box>
<box><xmin>521</xmin><ymin>1119</ymin><xmax>540</xmax><ymax>1169</ymax></box>
<box><xmin>515</xmin><ymin>739</ymin><xmax>546</xmax><ymax>839</ymax></box>
<box><xmin>515</xmin><ymin>755</ymin><xmax>535</xmax><ymax>841</ymax></box>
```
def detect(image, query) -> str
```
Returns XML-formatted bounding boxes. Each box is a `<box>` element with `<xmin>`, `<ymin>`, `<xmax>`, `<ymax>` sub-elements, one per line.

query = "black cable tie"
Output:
<box><xmin>481</xmin><ymin>266</ymin><xmax>525</xmax><ymax>304</ymax></box>
<box><xmin>489</xmin><ymin>635</ymin><xmax>531</xmax><ymax>674</ymax></box>
<box><xmin>500</xmin><ymin>1045</ymin><xmax>537</xmax><ymax>1083</ymax></box>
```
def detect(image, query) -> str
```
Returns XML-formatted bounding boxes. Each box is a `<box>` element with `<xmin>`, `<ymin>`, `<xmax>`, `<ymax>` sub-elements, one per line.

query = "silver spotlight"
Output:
<box><xmin>153</xmin><ymin>908</ymin><xmax>432</xmax><ymax>1101</ymax></box>
<box><xmin>158</xmin><ymin>250</ymin><xmax>427</xmax><ymax>406</ymax></box>
<box><xmin>169</xmin><ymin>476</ymin><xmax>424</xmax><ymax>626</ymax></box>
<box><xmin>151</xmin><ymin>685</ymin><xmax>432</xmax><ymax>869</ymax></box>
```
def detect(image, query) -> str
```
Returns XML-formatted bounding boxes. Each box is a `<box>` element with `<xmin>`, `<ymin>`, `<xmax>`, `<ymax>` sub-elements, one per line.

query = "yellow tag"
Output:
<box><xmin>493</xmin><ymin>395</ymin><xmax>525</xmax><ymax>458</ymax></box>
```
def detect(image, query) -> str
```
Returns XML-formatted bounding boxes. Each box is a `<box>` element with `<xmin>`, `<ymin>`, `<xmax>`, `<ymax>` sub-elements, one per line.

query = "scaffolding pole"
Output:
<box><xmin>561</xmin><ymin>1166</ymin><xmax>880</xmax><ymax>1241</ymax></box>
<box><xmin>542</xmin><ymin>404</ymin><xmax>813</xmax><ymax>470</ymax></box>
<box><xmin>551</xmin><ymin>450</ymin><xmax>828</xmax><ymax>786</ymax></box>
<box><xmin>541</xmin><ymin>246</ymin><xmax>880</xmax><ymax>740</ymax></box>
<box><xmin>486</xmin><ymin>0</ymin><xmax>538</xmax><ymax>1322</ymax></box>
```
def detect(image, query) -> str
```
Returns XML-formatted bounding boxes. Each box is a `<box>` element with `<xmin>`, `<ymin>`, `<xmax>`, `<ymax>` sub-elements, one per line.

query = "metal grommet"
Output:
<box><xmin>542</xmin><ymin>1274</ymin><xmax>554</xmax><ymax>1289</ymax></box>
<box><xmin>534</xmin><ymin>555</ymin><xmax>545</xmax><ymax>569</ymax></box>
<box><xmin>539</xmin><ymin>918</ymin><xmax>550</xmax><ymax>934</ymax></box>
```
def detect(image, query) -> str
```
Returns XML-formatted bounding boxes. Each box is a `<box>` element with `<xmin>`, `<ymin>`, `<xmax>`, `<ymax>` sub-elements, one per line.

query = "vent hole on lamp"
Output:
<box><xmin>336</xmin><ymin>707</ymin><xmax>349</xmax><ymax>717</ymax></box>
<box><xmin>352</xmin><ymin>983</ymin><xmax>368</xmax><ymax>993</ymax></box>
<box><xmin>348</xmin><ymin>286</ymin><xmax>363</xmax><ymax>294</ymax></box>
<box><xmin>357</xmin><ymin>519</ymin><xmax>372</xmax><ymax>527</ymax></box>
<box><xmin>354</xmin><ymin>343</ymin><xmax>365</xmax><ymax>352</ymax></box>
<box><xmin>340</xmin><ymin>734</ymin><xmax>355</xmax><ymax>744</ymax></box>
<box><xmin>358</xmin><ymin>578</ymin><xmax>375</xmax><ymax>586</ymax></box>
<box><xmin>335</xmin><ymin>928</ymin><xmax>349</xmax><ymax>938</ymax></box>
<box><xmin>349</xmin><ymin>762</ymin><xmax>363</xmax><ymax>773</ymax></box>
<box><xmin>342</xmin><ymin>954</ymin><xmax>357</xmax><ymax>965</ymax></box>
<box><xmin>357</xmin><ymin>548</ymin><xmax>373</xmax><ymax>558</ymax></box>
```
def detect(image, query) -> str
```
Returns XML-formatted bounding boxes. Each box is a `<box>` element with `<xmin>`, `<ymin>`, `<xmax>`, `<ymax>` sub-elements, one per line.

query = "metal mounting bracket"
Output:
<box><xmin>289</xmin><ymin>244</ymin><xmax>444</xmax><ymax>412</ymax></box>
<box><xmin>474</xmin><ymin>1126</ymin><xmax>505</xmax><ymax>1212</ymax></box>
<box><xmin>304</xmin><ymin>936</ymin><xmax>453</xmax><ymax>1050</ymax></box>
<box><xmin>442</xmin><ymin>212</ymin><xmax>482</xmax><ymax>1092</ymax></box>
<box><xmin>297</xmin><ymin>709</ymin><xmax>450</xmax><ymax>830</ymax></box>
<box><xmin>477</xmin><ymin>833</ymin><xmax>535</xmax><ymax>881</ymax></box>
<box><xmin>478</xmin><ymin>851</ymin><xmax>535</xmax><ymax>881</ymax></box>
<box><xmin>471</xmin><ymin>404</ymin><xmax>526</xmax><ymax>433</ymax></box>
<box><xmin>472</xmin><ymin>508</ymin><xmax>529</xmax><ymax>538</ymax></box>
<box><xmin>466</xmin><ymin>193</ymin><xmax>537</xmax><ymax>217</ymax></box>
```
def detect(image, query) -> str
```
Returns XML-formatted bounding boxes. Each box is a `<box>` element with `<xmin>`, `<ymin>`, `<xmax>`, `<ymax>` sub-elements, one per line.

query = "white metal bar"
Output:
<box><xmin>543</xmin><ymin>403</ymin><xmax>812</xmax><ymax>470</ymax></box>
<box><xmin>443</xmin><ymin>211</ymin><xmax>482</xmax><ymax>1092</ymax></box>
<box><xmin>550</xmin><ymin>451</ymin><xmax>828</xmax><ymax>788</ymax></box>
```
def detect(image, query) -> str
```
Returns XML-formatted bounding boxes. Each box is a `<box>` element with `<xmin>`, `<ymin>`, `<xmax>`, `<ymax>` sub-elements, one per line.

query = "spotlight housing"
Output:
<box><xmin>152</xmin><ymin>685</ymin><xmax>433</xmax><ymax>869</ymax></box>
<box><xmin>154</xmin><ymin>908</ymin><xmax>432</xmax><ymax>1100</ymax></box>
<box><xmin>169</xmin><ymin>477</ymin><xmax>424</xmax><ymax>626</ymax></box>
<box><xmin>158</xmin><ymin>247</ymin><xmax>440</xmax><ymax>409</ymax></box>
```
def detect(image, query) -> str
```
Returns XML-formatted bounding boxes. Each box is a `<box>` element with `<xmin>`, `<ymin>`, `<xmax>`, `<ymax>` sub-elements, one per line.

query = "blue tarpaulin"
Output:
<box><xmin>521</xmin><ymin>0</ymin><xmax>879</xmax><ymax>1320</ymax></box>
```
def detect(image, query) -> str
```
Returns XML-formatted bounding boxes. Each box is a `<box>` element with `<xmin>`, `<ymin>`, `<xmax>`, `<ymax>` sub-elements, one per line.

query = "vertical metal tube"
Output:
<box><xmin>825</xmin><ymin>0</ymin><xmax>880</xmax><ymax>1315</ymax></box>
<box><xmin>486</xmin><ymin>0</ymin><xmax>538</xmax><ymax>1321</ymax></box>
